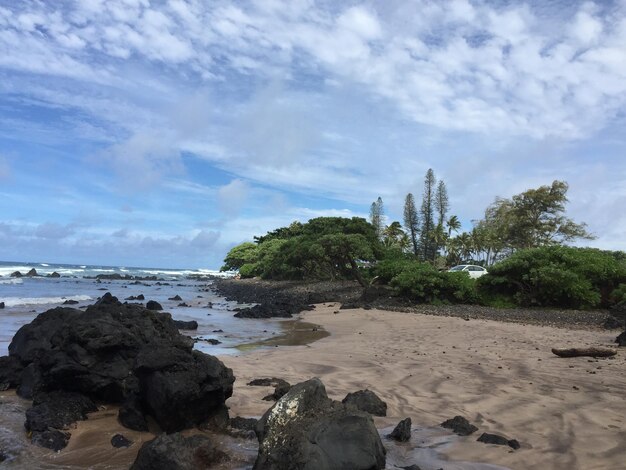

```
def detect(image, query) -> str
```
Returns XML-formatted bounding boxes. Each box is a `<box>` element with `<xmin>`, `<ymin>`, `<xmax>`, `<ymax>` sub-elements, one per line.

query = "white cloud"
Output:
<box><xmin>217</xmin><ymin>179</ymin><xmax>249</xmax><ymax>216</ymax></box>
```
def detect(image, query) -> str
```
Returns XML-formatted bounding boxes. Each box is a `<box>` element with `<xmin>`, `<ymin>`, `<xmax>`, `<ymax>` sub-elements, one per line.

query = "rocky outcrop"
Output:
<box><xmin>169</xmin><ymin>295</ymin><xmax>183</xmax><ymax>301</ymax></box>
<box><xmin>342</xmin><ymin>389</ymin><xmax>387</xmax><ymax>417</ymax></box>
<box><xmin>253</xmin><ymin>378</ymin><xmax>386</xmax><ymax>470</ymax></box>
<box><xmin>47</xmin><ymin>272</ymin><xmax>61</xmax><ymax>278</ymax></box>
<box><xmin>26</xmin><ymin>268</ymin><xmax>39</xmax><ymax>277</ymax></box>
<box><xmin>441</xmin><ymin>416</ymin><xmax>478</xmax><ymax>436</ymax></box>
<box><xmin>10</xmin><ymin>271</ymin><xmax>23</xmax><ymax>277</ymax></box>
<box><xmin>234</xmin><ymin>302</ymin><xmax>314</xmax><ymax>319</ymax></box>
<box><xmin>0</xmin><ymin>301</ymin><xmax>4</xmax><ymax>309</ymax></box>
<box><xmin>130</xmin><ymin>433</ymin><xmax>228</xmax><ymax>470</ymax></box>
<box><xmin>3</xmin><ymin>293</ymin><xmax>234</xmax><ymax>448</ymax></box>
<box><xmin>125</xmin><ymin>294</ymin><xmax>145</xmax><ymax>301</ymax></box>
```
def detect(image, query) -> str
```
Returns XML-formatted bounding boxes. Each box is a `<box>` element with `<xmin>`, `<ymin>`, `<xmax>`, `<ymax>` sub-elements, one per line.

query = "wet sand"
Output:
<box><xmin>222</xmin><ymin>303</ymin><xmax>626</xmax><ymax>470</ymax></box>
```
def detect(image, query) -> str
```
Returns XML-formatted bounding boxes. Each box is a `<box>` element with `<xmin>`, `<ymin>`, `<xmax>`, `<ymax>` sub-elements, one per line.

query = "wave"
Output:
<box><xmin>0</xmin><ymin>278</ymin><xmax>23</xmax><ymax>285</ymax></box>
<box><xmin>1</xmin><ymin>295</ymin><xmax>93</xmax><ymax>308</ymax></box>
<box><xmin>40</xmin><ymin>263</ymin><xmax>49</xmax><ymax>267</ymax></box>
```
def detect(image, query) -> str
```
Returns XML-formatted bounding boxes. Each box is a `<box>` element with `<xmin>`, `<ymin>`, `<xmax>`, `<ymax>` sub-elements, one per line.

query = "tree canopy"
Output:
<box><xmin>222</xmin><ymin>217</ymin><xmax>382</xmax><ymax>286</ymax></box>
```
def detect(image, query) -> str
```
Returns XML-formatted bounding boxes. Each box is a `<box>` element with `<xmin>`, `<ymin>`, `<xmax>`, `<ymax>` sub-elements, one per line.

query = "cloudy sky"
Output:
<box><xmin>1</xmin><ymin>0</ymin><xmax>625</xmax><ymax>268</ymax></box>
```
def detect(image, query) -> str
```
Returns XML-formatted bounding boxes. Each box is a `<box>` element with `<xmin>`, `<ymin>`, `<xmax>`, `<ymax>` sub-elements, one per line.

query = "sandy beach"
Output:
<box><xmin>223</xmin><ymin>303</ymin><xmax>626</xmax><ymax>470</ymax></box>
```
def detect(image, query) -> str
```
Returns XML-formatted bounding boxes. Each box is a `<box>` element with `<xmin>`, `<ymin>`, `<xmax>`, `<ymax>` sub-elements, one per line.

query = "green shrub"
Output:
<box><xmin>238</xmin><ymin>263</ymin><xmax>258</xmax><ymax>278</ymax></box>
<box><xmin>478</xmin><ymin>246</ymin><xmax>626</xmax><ymax>309</ymax></box>
<box><xmin>372</xmin><ymin>258</ymin><xmax>415</xmax><ymax>284</ymax></box>
<box><xmin>390</xmin><ymin>263</ymin><xmax>478</xmax><ymax>304</ymax></box>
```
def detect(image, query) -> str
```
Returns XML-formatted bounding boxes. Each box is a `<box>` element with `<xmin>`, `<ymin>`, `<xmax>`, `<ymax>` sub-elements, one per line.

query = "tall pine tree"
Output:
<box><xmin>369</xmin><ymin>197</ymin><xmax>385</xmax><ymax>240</ymax></box>
<box><xmin>419</xmin><ymin>169</ymin><xmax>437</xmax><ymax>261</ymax></box>
<box><xmin>403</xmin><ymin>193</ymin><xmax>420</xmax><ymax>256</ymax></box>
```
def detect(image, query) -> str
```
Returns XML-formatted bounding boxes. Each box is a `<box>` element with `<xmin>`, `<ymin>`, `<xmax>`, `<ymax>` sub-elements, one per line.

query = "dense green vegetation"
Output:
<box><xmin>221</xmin><ymin>217</ymin><xmax>381</xmax><ymax>287</ymax></box>
<box><xmin>223</xmin><ymin>177</ymin><xmax>625</xmax><ymax>309</ymax></box>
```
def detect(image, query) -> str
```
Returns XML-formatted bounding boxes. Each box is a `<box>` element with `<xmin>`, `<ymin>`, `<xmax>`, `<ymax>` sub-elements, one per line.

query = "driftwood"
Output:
<box><xmin>551</xmin><ymin>347</ymin><xmax>617</xmax><ymax>358</ymax></box>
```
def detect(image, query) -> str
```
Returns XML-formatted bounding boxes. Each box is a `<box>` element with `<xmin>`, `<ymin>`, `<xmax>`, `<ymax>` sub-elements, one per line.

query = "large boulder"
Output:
<box><xmin>134</xmin><ymin>346</ymin><xmax>234</xmax><ymax>433</ymax></box>
<box><xmin>4</xmin><ymin>293</ymin><xmax>234</xmax><ymax>446</ymax></box>
<box><xmin>616</xmin><ymin>330</ymin><xmax>626</xmax><ymax>347</ymax></box>
<box><xmin>253</xmin><ymin>378</ymin><xmax>386</xmax><ymax>470</ymax></box>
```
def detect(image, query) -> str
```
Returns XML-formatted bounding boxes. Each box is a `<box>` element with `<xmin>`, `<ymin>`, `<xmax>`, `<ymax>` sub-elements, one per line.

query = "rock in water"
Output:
<box><xmin>441</xmin><ymin>416</ymin><xmax>478</xmax><ymax>436</ymax></box>
<box><xmin>26</xmin><ymin>268</ymin><xmax>38</xmax><ymax>277</ymax></box>
<box><xmin>341</xmin><ymin>389</ymin><xmax>387</xmax><ymax>416</ymax></box>
<box><xmin>253</xmin><ymin>378</ymin><xmax>386</xmax><ymax>470</ymax></box>
<box><xmin>146</xmin><ymin>300</ymin><xmax>163</xmax><ymax>310</ymax></box>
<box><xmin>130</xmin><ymin>433</ymin><xmax>227</xmax><ymax>470</ymax></box>
<box><xmin>5</xmin><ymin>292</ymin><xmax>234</xmax><ymax>444</ymax></box>
<box><xmin>387</xmin><ymin>417</ymin><xmax>412</xmax><ymax>442</ymax></box>
<box><xmin>0</xmin><ymin>302</ymin><xmax>4</xmax><ymax>309</ymax></box>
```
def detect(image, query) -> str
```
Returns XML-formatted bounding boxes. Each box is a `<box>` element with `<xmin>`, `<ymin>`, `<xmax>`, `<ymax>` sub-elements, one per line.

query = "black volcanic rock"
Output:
<box><xmin>253</xmin><ymin>378</ymin><xmax>386</xmax><ymax>470</ymax></box>
<box><xmin>146</xmin><ymin>300</ymin><xmax>163</xmax><ymax>310</ymax></box>
<box><xmin>0</xmin><ymin>302</ymin><xmax>4</xmax><ymax>309</ymax></box>
<box><xmin>111</xmin><ymin>433</ymin><xmax>133</xmax><ymax>448</ymax></box>
<box><xmin>341</xmin><ymin>389</ymin><xmax>387</xmax><ymax>417</ymax></box>
<box><xmin>125</xmin><ymin>294</ymin><xmax>145</xmax><ymax>301</ymax></box>
<box><xmin>47</xmin><ymin>272</ymin><xmax>61</xmax><ymax>278</ymax></box>
<box><xmin>26</xmin><ymin>268</ymin><xmax>39</xmax><ymax>277</ymax></box>
<box><xmin>616</xmin><ymin>330</ymin><xmax>626</xmax><ymax>347</ymax></box>
<box><xmin>441</xmin><ymin>416</ymin><xmax>478</xmax><ymax>436</ymax></box>
<box><xmin>25</xmin><ymin>391</ymin><xmax>97</xmax><ymax>450</ymax></box>
<box><xmin>130</xmin><ymin>433</ymin><xmax>227</xmax><ymax>470</ymax></box>
<box><xmin>387</xmin><ymin>417</ymin><xmax>412</xmax><ymax>442</ymax></box>
<box><xmin>477</xmin><ymin>432</ymin><xmax>520</xmax><ymax>450</ymax></box>
<box><xmin>10</xmin><ymin>271</ymin><xmax>22</xmax><ymax>278</ymax></box>
<box><xmin>173</xmin><ymin>320</ymin><xmax>198</xmax><ymax>330</ymax></box>
<box><xmin>4</xmin><ymin>292</ymin><xmax>234</xmax><ymax>447</ymax></box>
<box><xmin>0</xmin><ymin>356</ymin><xmax>23</xmax><ymax>390</ymax></box>
<box><xmin>62</xmin><ymin>299</ymin><xmax>79</xmax><ymax>305</ymax></box>
<box><xmin>168</xmin><ymin>295</ymin><xmax>183</xmax><ymax>301</ymax></box>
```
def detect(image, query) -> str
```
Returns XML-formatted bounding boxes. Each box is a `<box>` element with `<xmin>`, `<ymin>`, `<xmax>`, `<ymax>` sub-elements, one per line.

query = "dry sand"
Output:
<box><xmin>222</xmin><ymin>304</ymin><xmax>626</xmax><ymax>470</ymax></box>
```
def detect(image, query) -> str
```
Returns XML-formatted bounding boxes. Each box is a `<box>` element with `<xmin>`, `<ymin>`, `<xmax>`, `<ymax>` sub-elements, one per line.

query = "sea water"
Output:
<box><xmin>0</xmin><ymin>260</ymin><xmax>289</xmax><ymax>356</ymax></box>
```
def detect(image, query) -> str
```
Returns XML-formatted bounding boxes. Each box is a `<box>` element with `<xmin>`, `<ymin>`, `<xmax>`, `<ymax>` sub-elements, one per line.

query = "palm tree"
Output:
<box><xmin>446</xmin><ymin>215</ymin><xmax>461</xmax><ymax>237</ymax></box>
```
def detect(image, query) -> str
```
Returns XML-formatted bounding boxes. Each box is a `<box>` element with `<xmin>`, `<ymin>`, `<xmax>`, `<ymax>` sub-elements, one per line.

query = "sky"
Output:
<box><xmin>1</xmin><ymin>0</ymin><xmax>625</xmax><ymax>269</ymax></box>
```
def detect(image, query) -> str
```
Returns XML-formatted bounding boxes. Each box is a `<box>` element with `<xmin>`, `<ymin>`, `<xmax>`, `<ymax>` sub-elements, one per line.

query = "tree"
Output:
<box><xmin>434</xmin><ymin>180</ymin><xmax>449</xmax><ymax>227</ymax></box>
<box><xmin>230</xmin><ymin>216</ymin><xmax>383</xmax><ymax>286</ymax></box>
<box><xmin>403</xmin><ymin>193</ymin><xmax>420</xmax><ymax>257</ymax></box>
<box><xmin>382</xmin><ymin>221</ymin><xmax>406</xmax><ymax>249</ymax></box>
<box><xmin>478</xmin><ymin>180</ymin><xmax>594</xmax><ymax>254</ymax></box>
<box><xmin>369</xmin><ymin>197</ymin><xmax>385</xmax><ymax>239</ymax></box>
<box><xmin>419</xmin><ymin>169</ymin><xmax>437</xmax><ymax>261</ymax></box>
<box><xmin>221</xmin><ymin>242</ymin><xmax>259</xmax><ymax>271</ymax></box>
<box><xmin>446</xmin><ymin>215</ymin><xmax>461</xmax><ymax>237</ymax></box>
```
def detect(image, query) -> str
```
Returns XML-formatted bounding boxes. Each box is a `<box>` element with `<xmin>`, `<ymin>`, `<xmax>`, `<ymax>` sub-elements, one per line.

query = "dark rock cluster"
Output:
<box><xmin>1</xmin><ymin>293</ymin><xmax>234</xmax><ymax>449</ymax></box>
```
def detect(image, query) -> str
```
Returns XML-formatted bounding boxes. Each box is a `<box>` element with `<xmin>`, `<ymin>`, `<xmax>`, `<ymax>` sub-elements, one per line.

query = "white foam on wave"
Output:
<box><xmin>0</xmin><ymin>278</ymin><xmax>23</xmax><ymax>285</ymax></box>
<box><xmin>1</xmin><ymin>295</ymin><xmax>93</xmax><ymax>308</ymax></box>
<box><xmin>40</xmin><ymin>263</ymin><xmax>49</xmax><ymax>267</ymax></box>
<box><xmin>0</xmin><ymin>266</ymin><xmax>34</xmax><ymax>277</ymax></box>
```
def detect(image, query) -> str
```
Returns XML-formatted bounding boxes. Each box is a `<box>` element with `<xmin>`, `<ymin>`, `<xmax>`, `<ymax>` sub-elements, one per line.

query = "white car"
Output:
<box><xmin>448</xmin><ymin>264</ymin><xmax>488</xmax><ymax>278</ymax></box>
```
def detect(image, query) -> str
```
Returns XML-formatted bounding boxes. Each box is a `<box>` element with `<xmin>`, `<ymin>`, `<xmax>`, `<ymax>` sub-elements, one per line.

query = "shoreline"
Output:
<box><xmin>221</xmin><ymin>303</ymin><xmax>626</xmax><ymax>470</ymax></box>
<box><xmin>213</xmin><ymin>278</ymin><xmax>619</xmax><ymax>330</ymax></box>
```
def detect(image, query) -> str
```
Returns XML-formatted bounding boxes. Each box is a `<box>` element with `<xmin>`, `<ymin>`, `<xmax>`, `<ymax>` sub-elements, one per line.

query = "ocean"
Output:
<box><xmin>0</xmin><ymin>260</ymin><xmax>289</xmax><ymax>357</ymax></box>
